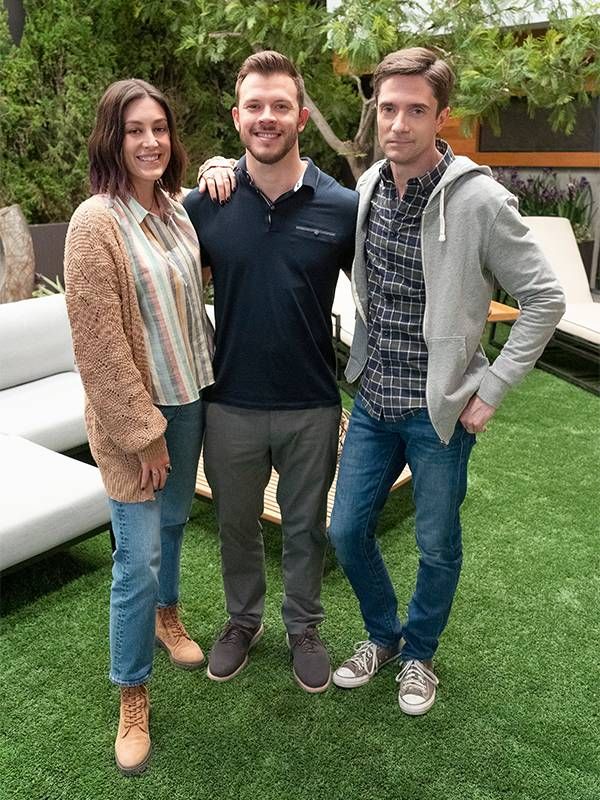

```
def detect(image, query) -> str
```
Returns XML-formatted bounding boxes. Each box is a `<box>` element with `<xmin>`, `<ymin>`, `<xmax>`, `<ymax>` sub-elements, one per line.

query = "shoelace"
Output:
<box><xmin>161</xmin><ymin>607</ymin><xmax>191</xmax><ymax>642</ymax></box>
<box><xmin>219</xmin><ymin>623</ymin><xmax>251</xmax><ymax>645</ymax></box>
<box><xmin>293</xmin><ymin>629</ymin><xmax>321</xmax><ymax>654</ymax></box>
<box><xmin>121</xmin><ymin>687</ymin><xmax>147</xmax><ymax>730</ymax></box>
<box><xmin>344</xmin><ymin>640</ymin><xmax>379</xmax><ymax>676</ymax></box>
<box><xmin>395</xmin><ymin>659</ymin><xmax>438</xmax><ymax>696</ymax></box>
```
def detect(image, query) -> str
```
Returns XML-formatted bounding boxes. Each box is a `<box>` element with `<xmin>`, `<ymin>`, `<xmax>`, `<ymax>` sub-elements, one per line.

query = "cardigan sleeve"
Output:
<box><xmin>64</xmin><ymin>204</ymin><xmax>167</xmax><ymax>459</ymax></box>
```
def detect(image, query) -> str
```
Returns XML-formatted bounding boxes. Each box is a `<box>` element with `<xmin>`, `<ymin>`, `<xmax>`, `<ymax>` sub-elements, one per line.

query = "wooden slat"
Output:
<box><xmin>488</xmin><ymin>300</ymin><xmax>520</xmax><ymax>323</ymax></box>
<box><xmin>195</xmin><ymin>414</ymin><xmax>411</xmax><ymax>527</ymax></box>
<box><xmin>442</xmin><ymin>118</ymin><xmax>600</xmax><ymax>168</ymax></box>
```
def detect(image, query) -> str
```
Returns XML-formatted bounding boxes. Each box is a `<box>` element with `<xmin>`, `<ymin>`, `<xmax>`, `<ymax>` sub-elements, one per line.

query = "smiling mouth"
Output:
<box><xmin>254</xmin><ymin>131</ymin><xmax>280</xmax><ymax>140</ymax></box>
<box><xmin>136</xmin><ymin>154</ymin><xmax>161</xmax><ymax>162</ymax></box>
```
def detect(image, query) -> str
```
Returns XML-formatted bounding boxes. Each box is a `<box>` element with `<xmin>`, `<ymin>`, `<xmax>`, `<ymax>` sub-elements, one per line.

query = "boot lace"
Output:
<box><xmin>161</xmin><ymin>606</ymin><xmax>191</xmax><ymax>642</ymax></box>
<box><xmin>395</xmin><ymin>659</ymin><xmax>438</xmax><ymax>697</ymax></box>
<box><xmin>121</xmin><ymin>687</ymin><xmax>148</xmax><ymax>731</ymax></box>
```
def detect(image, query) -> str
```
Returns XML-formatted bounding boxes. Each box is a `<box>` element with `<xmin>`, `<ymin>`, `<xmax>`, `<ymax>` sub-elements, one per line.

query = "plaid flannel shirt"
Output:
<box><xmin>359</xmin><ymin>141</ymin><xmax>454</xmax><ymax>421</ymax></box>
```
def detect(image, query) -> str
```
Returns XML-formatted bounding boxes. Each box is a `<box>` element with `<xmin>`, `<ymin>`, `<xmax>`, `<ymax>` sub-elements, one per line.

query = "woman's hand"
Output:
<box><xmin>197</xmin><ymin>157</ymin><xmax>237</xmax><ymax>204</ymax></box>
<box><xmin>139</xmin><ymin>450</ymin><xmax>171</xmax><ymax>492</ymax></box>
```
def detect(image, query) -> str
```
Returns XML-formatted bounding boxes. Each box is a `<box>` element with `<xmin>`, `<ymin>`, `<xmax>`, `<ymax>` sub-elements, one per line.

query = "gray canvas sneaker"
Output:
<box><xmin>207</xmin><ymin>621</ymin><xmax>264</xmax><ymax>681</ymax></box>
<box><xmin>287</xmin><ymin>628</ymin><xmax>331</xmax><ymax>694</ymax></box>
<box><xmin>333</xmin><ymin>640</ymin><xmax>399</xmax><ymax>688</ymax></box>
<box><xmin>396</xmin><ymin>659</ymin><xmax>439</xmax><ymax>715</ymax></box>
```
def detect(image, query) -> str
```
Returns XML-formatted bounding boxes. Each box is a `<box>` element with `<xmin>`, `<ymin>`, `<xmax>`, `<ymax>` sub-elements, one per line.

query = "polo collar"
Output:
<box><xmin>237</xmin><ymin>155</ymin><xmax>318</xmax><ymax>195</ymax></box>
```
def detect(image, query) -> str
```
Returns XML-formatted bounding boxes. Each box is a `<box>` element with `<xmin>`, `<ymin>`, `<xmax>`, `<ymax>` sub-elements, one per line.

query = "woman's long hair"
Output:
<box><xmin>88</xmin><ymin>78</ymin><xmax>187</xmax><ymax>198</ymax></box>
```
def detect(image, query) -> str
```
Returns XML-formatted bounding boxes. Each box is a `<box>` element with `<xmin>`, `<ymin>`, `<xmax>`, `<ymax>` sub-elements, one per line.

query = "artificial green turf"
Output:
<box><xmin>1</xmin><ymin>369</ymin><xmax>599</xmax><ymax>800</ymax></box>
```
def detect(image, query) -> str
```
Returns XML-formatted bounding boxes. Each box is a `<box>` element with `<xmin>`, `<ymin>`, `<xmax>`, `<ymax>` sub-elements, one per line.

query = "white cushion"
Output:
<box><xmin>332</xmin><ymin>272</ymin><xmax>356</xmax><ymax>347</ymax></box>
<box><xmin>0</xmin><ymin>434</ymin><xmax>110</xmax><ymax>571</ymax></box>
<box><xmin>0</xmin><ymin>294</ymin><xmax>75</xmax><ymax>390</ymax></box>
<box><xmin>0</xmin><ymin>371</ymin><xmax>87</xmax><ymax>451</ymax></box>
<box><xmin>557</xmin><ymin>303</ymin><xmax>600</xmax><ymax>346</ymax></box>
<box><xmin>523</xmin><ymin>217</ymin><xmax>592</xmax><ymax>305</ymax></box>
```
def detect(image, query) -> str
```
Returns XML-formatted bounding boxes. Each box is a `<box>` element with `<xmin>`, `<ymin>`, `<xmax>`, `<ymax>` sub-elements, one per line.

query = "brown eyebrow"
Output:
<box><xmin>124</xmin><ymin>117</ymin><xmax>168</xmax><ymax>125</ymax></box>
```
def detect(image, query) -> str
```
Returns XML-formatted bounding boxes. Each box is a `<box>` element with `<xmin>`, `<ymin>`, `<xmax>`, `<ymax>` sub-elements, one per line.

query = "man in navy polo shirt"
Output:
<box><xmin>184</xmin><ymin>51</ymin><xmax>357</xmax><ymax>693</ymax></box>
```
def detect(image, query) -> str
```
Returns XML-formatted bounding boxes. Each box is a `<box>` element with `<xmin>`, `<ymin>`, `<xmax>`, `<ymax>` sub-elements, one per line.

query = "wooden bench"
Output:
<box><xmin>195</xmin><ymin>300</ymin><xmax>519</xmax><ymax>525</ymax></box>
<box><xmin>195</xmin><ymin>408</ymin><xmax>411</xmax><ymax>526</ymax></box>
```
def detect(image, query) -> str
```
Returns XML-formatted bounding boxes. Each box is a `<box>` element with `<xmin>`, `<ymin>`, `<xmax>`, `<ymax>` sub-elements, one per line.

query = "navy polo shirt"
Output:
<box><xmin>184</xmin><ymin>157</ymin><xmax>357</xmax><ymax>410</ymax></box>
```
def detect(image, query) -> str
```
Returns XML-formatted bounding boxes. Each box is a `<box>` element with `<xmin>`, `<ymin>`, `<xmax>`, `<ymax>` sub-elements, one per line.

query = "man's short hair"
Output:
<box><xmin>235</xmin><ymin>50</ymin><xmax>305</xmax><ymax>108</ymax></box>
<box><xmin>373</xmin><ymin>47</ymin><xmax>455</xmax><ymax>112</ymax></box>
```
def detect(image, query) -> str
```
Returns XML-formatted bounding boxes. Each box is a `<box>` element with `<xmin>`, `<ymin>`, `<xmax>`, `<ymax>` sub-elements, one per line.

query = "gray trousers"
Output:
<box><xmin>203</xmin><ymin>402</ymin><xmax>340</xmax><ymax>634</ymax></box>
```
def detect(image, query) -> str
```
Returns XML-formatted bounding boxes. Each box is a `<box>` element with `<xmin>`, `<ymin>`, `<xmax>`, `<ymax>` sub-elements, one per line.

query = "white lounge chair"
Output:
<box><xmin>0</xmin><ymin>295</ymin><xmax>110</xmax><ymax>572</ymax></box>
<box><xmin>523</xmin><ymin>216</ymin><xmax>600</xmax><ymax>348</ymax></box>
<box><xmin>522</xmin><ymin>216</ymin><xmax>599</xmax><ymax>393</ymax></box>
<box><xmin>331</xmin><ymin>271</ymin><xmax>520</xmax><ymax>373</ymax></box>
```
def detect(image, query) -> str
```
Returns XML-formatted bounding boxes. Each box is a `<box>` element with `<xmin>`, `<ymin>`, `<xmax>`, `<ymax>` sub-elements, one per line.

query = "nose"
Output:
<box><xmin>390</xmin><ymin>112</ymin><xmax>410</xmax><ymax>133</ymax></box>
<box><xmin>142</xmin><ymin>128</ymin><xmax>159</xmax><ymax>147</ymax></box>
<box><xmin>258</xmin><ymin>105</ymin><xmax>276</xmax><ymax>124</ymax></box>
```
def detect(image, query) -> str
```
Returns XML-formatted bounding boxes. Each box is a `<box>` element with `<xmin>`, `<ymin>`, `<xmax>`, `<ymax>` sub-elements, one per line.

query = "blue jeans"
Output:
<box><xmin>328</xmin><ymin>396</ymin><xmax>475</xmax><ymax>661</ymax></box>
<box><xmin>108</xmin><ymin>397</ymin><xmax>204</xmax><ymax>686</ymax></box>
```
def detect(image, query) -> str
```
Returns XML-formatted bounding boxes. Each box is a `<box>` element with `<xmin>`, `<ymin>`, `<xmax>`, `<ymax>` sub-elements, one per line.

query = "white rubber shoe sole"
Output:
<box><xmin>333</xmin><ymin>651</ymin><xmax>399</xmax><ymax>689</ymax></box>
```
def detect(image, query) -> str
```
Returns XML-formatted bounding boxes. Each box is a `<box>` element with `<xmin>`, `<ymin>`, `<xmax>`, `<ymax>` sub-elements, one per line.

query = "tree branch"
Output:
<box><xmin>356</xmin><ymin>99</ymin><xmax>376</xmax><ymax>151</ymax></box>
<box><xmin>304</xmin><ymin>90</ymin><xmax>350</xmax><ymax>155</ymax></box>
<box><xmin>305</xmin><ymin>89</ymin><xmax>364</xmax><ymax>180</ymax></box>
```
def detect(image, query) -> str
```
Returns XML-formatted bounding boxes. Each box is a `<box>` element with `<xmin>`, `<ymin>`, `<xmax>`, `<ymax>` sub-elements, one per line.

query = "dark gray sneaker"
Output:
<box><xmin>287</xmin><ymin>628</ymin><xmax>331</xmax><ymax>694</ymax></box>
<box><xmin>207</xmin><ymin>621</ymin><xmax>264</xmax><ymax>681</ymax></box>
<box><xmin>396</xmin><ymin>659</ymin><xmax>438</xmax><ymax>716</ymax></box>
<box><xmin>333</xmin><ymin>640</ymin><xmax>399</xmax><ymax>688</ymax></box>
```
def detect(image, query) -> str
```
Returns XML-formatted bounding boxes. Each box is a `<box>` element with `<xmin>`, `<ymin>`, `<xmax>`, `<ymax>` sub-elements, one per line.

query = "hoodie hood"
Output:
<box><xmin>426</xmin><ymin>156</ymin><xmax>494</xmax><ymax>243</ymax></box>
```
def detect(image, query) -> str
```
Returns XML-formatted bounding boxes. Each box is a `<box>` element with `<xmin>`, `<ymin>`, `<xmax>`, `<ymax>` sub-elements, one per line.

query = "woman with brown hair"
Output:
<box><xmin>64</xmin><ymin>79</ymin><xmax>214</xmax><ymax>775</ymax></box>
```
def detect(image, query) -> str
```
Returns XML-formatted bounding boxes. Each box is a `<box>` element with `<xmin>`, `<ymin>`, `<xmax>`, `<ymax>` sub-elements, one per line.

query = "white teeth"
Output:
<box><xmin>137</xmin><ymin>155</ymin><xmax>160</xmax><ymax>162</ymax></box>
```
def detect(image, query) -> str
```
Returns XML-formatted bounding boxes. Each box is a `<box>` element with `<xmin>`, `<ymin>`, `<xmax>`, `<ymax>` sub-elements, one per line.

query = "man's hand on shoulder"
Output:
<box><xmin>197</xmin><ymin>156</ymin><xmax>237</xmax><ymax>204</ymax></box>
<box><xmin>459</xmin><ymin>394</ymin><xmax>496</xmax><ymax>434</ymax></box>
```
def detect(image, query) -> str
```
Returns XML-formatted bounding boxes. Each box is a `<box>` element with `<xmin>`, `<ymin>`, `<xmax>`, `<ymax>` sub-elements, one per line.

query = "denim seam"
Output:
<box><xmin>405</xmin><ymin>427</ymin><xmax>470</xmax><ymax>661</ymax></box>
<box><xmin>449</xmin><ymin>430</ymin><xmax>469</xmax><ymax>561</ymax></box>
<box><xmin>359</xmin><ymin>436</ymin><xmax>404</xmax><ymax>648</ymax></box>
<box><xmin>112</xmin><ymin>503</ymin><xmax>127</xmax><ymax>682</ymax></box>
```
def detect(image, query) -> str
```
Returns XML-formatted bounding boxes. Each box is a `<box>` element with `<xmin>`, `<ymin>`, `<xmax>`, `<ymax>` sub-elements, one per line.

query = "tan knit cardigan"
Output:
<box><xmin>64</xmin><ymin>197</ymin><xmax>168</xmax><ymax>502</ymax></box>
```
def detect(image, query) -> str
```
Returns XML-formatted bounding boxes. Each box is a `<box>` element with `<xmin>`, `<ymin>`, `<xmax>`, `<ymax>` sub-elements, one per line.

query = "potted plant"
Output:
<box><xmin>493</xmin><ymin>168</ymin><xmax>596</xmax><ymax>281</ymax></box>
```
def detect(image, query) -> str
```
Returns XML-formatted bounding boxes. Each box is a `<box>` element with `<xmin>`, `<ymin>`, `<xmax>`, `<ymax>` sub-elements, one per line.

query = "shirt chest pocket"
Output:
<box><xmin>294</xmin><ymin>224</ymin><xmax>338</xmax><ymax>243</ymax></box>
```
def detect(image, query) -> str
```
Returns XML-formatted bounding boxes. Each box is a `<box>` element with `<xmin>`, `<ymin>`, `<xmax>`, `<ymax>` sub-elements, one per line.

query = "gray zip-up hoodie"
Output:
<box><xmin>347</xmin><ymin>155</ymin><xmax>566</xmax><ymax>444</ymax></box>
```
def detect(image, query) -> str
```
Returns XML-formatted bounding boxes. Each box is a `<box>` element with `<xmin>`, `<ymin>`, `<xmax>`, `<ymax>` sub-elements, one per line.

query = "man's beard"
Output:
<box><xmin>241</xmin><ymin>127</ymin><xmax>298</xmax><ymax>165</ymax></box>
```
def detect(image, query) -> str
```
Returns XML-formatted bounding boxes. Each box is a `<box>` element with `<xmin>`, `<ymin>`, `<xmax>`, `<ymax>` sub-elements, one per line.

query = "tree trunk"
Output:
<box><xmin>0</xmin><ymin>205</ymin><xmax>35</xmax><ymax>303</ymax></box>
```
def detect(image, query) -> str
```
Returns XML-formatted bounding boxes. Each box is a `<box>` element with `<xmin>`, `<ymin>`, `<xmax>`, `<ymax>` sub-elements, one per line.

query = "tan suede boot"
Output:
<box><xmin>155</xmin><ymin>605</ymin><xmax>205</xmax><ymax>669</ymax></box>
<box><xmin>115</xmin><ymin>685</ymin><xmax>151</xmax><ymax>776</ymax></box>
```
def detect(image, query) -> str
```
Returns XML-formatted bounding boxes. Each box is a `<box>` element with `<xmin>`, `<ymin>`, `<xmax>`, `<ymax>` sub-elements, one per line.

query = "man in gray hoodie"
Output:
<box><xmin>328</xmin><ymin>47</ymin><xmax>565</xmax><ymax>715</ymax></box>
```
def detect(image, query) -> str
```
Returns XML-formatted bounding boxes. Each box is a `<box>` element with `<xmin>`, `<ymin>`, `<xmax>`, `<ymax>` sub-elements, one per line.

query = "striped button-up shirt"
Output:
<box><xmin>359</xmin><ymin>140</ymin><xmax>454</xmax><ymax>421</ymax></box>
<box><xmin>109</xmin><ymin>191</ymin><xmax>214</xmax><ymax>406</ymax></box>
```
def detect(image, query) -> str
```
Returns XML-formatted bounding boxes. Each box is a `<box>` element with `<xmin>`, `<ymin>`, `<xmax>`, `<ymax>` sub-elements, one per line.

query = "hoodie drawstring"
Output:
<box><xmin>438</xmin><ymin>186</ymin><xmax>446</xmax><ymax>242</ymax></box>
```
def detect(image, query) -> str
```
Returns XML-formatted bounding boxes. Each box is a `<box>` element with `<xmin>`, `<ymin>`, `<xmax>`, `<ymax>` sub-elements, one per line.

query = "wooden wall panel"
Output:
<box><xmin>441</xmin><ymin>117</ymin><xmax>599</xmax><ymax>168</ymax></box>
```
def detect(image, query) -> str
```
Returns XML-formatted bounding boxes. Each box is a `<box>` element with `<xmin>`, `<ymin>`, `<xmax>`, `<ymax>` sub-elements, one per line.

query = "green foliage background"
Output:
<box><xmin>0</xmin><ymin>1</ymin><xmax>355</xmax><ymax>223</ymax></box>
<box><xmin>1</xmin><ymin>1</ymin><xmax>598</xmax><ymax>223</ymax></box>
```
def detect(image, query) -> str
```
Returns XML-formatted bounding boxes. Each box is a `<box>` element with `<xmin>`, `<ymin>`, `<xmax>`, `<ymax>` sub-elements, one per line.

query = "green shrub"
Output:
<box><xmin>0</xmin><ymin>2</ymin><xmax>122</xmax><ymax>222</ymax></box>
<box><xmin>0</xmin><ymin>2</ymin><xmax>350</xmax><ymax>224</ymax></box>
